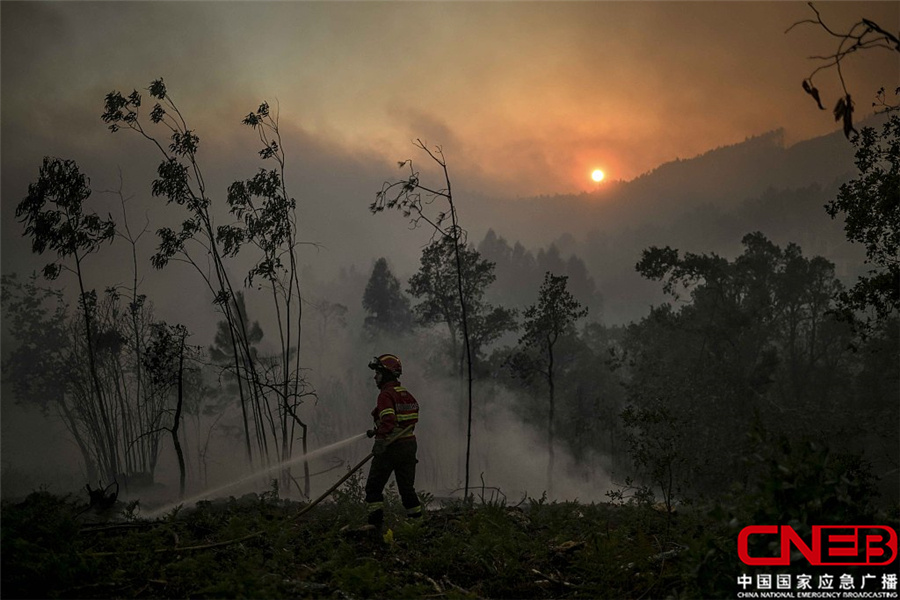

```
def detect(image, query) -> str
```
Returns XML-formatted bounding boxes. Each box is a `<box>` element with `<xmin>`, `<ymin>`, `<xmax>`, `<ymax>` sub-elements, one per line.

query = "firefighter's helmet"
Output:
<box><xmin>368</xmin><ymin>354</ymin><xmax>402</xmax><ymax>377</ymax></box>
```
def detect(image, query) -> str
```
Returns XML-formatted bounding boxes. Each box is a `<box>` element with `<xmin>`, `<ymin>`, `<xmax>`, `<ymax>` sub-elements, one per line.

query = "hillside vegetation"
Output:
<box><xmin>3</xmin><ymin>443</ymin><xmax>897</xmax><ymax>600</ymax></box>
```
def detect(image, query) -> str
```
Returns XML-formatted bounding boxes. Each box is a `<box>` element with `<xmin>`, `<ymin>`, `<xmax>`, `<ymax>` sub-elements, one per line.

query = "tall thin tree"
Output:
<box><xmin>103</xmin><ymin>83</ymin><xmax>315</xmax><ymax>493</ymax></box>
<box><xmin>515</xmin><ymin>273</ymin><xmax>587</xmax><ymax>495</ymax></box>
<box><xmin>16</xmin><ymin>157</ymin><xmax>118</xmax><ymax>478</ymax></box>
<box><xmin>371</xmin><ymin>140</ymin><xmax>478</xmax><ymax>500</ymax></box>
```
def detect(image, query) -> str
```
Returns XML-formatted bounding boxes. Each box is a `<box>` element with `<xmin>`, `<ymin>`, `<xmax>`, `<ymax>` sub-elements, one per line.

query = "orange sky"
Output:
<box><xmin>4</xmin><ymin>0</ymin><xmax>898</xmax><ymax>503</ymax></box>
<box><xmin>2</xmin><ymin>1</ymin><xmax>897</xmax><ymax>200</ymax></box>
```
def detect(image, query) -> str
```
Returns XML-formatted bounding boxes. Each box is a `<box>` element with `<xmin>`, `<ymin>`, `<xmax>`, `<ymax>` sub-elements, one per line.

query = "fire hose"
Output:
<box><xmin>291</xmin><ymin>424</ymin><xmax>414</xmax><ymax>521</ymax></box>
<box><xmin>84</xmin><ymin>426</ymin><xmax>415</xmax><ymax>557</ymax></box>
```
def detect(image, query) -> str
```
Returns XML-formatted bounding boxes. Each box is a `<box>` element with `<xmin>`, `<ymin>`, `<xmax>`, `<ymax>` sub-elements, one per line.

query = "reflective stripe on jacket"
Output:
<box><xmin>371</xmin><ymin>380</ymin><xmax>419</xmax><ymax>441</ymax></box>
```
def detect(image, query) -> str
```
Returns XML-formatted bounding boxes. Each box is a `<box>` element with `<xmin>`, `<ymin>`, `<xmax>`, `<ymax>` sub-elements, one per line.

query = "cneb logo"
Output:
<box><xmin>738</xmin><ymin>525</ymin><xmax>898</xmax><ymax>566</ymax></box>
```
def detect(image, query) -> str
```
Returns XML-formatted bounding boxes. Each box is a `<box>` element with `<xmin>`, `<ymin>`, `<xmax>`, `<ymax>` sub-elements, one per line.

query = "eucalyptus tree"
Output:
<box><xmin>224</xmin><ymin>102</ymin><xmax>318</xmax><ymax>491</ymax></box>
<box><xmin>408</xmin><ymin>236</ymin><xmax>516</xmax><ymax>374</ymax></box>
<box><xmin>371</xmin><ymin>140</ymin><xmax>479</xmax><ymax>499</ymax></box>
<box><xmin>12</xmin><ymin>156</ymin><xmax>206</xmax><ymax>488</ymax></box>
<box><xmin>102</xmin><ymin>178</ymin><xmax>152</xmax><ymax>479</ymax></box>
<box><xmin>512</xmin><ymin>272</ymin><xmax>587</xmax><ymax>495</ymax></box>
<box><xmin>90</xmin><ymin>288</ymin><xmax>169</xmax><ymax>484</ymax></box>
<box><xmin>102</xmin><ymin>81</ymin><xmax>315</xmax><ymax>492</ymax></box>
<box><xmin>1</xmin><ymin>274</ymin><xmax>179</xmax><ymax>486</ymax></box>
<box><xmin>15</xmin><ymin>157</ymin><xmax>118</xmax><ymax>478</ymax></box>
<box><xmin>208</xmin><ymin>292</ymin><xmax>264</xmax><ymax>457</ymax></box>
<box><xmin>1</xmin><ymin>274</ymin><xmax>89</xmax><ymax>473</ymax></box>
<box><xmin>408</xmin><ymin>238</ymin><xmax>517</xmax><ymax>481</ymax></box>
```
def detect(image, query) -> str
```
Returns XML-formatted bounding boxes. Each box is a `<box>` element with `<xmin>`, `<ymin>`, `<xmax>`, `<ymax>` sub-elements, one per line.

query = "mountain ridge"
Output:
<box><xmin>465</xmin><ymin>115</ymin><xmax>887</xmax><ymax>324</ymax></box>
<box><xmin>465</xmin><ymin>114</ymin><xmax>892</xmax><ymax>251</ymax></box>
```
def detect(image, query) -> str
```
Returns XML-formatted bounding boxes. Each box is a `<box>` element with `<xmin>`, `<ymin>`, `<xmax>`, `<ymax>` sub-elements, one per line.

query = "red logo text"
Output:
<box><xmin>738</xmin><ymin>525</ymin><xmax>898</xmax><ymax>566</ymax></box>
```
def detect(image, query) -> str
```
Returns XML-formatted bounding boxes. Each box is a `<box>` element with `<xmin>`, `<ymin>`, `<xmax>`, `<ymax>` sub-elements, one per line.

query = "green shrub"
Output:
<box><xmin>1</xmin><ymin>491</ymin><xmax>93</xmax><ymax>598</ymax></box>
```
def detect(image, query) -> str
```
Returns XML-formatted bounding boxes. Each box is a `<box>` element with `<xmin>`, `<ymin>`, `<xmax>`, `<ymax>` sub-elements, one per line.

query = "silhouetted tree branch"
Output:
<box><xmin>788</xmin><ymin>2</ymin><xmax>899</xmax><ymax>137</ymax></box>
<box><xmin>372</xmin><ymin>139</ymin><xmax>478</xmax><ymax>501</ymax></box>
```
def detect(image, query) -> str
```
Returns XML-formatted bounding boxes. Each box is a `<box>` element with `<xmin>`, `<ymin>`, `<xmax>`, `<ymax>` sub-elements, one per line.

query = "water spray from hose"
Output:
<box><xmin>145</xmin><ymin>432</ymin><xmax>369</xmax><ymax>519</ymax></box>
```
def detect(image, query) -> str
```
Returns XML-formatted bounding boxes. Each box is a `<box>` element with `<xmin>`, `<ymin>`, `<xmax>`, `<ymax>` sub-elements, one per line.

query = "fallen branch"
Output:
<box><xmin>531</xmin><ymin>568</ymin><xmax>579</xmax><ymax>589</ymax></box>
<box><xmin>441</xmin><ymin>577</ymin><xmax>480</xmax><ymax>599</ymax></box>
<box><xmin>84</xmin><ymin>530</ymin><xmax>265</xmax><ymax>557</ymax></box>
<box><xmin>62</xmin><ymin>580</ymin><xmax>127</xmax><ymax>594</ymax></box>
<box><xmin>413</xmin><ymin>571</ymin><xmax>443</xmax><ymax>594</ymax></box>
<box><xmin>80</xmin><ymin>521</ymin><xmax>163</xmax><ymax>534</ymax></box>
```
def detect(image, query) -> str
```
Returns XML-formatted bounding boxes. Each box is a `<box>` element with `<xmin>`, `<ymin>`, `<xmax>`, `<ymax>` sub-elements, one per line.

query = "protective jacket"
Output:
<box><xmin>371</xmin><ymin>380</ymin><xmax>418</xmax><ymax>442</ymax></box>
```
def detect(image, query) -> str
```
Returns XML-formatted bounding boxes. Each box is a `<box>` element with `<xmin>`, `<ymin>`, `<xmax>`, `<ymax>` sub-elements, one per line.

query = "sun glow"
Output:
<box><xmin>591</xmin><ymin>169</ymin><xmax>605</xmax><ymax>182</ymax></box>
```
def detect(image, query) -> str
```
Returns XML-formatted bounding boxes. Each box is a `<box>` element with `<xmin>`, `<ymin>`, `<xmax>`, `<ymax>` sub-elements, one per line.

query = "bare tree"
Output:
<box><xmin>788</xmin><ymin>2</ymin><xmax>899</xmax><ymax>137</ymax></box>
<box><xmin>371</xmin><ymin>140</ymin><xmax>478</xmax><ymax>500</ymax></box>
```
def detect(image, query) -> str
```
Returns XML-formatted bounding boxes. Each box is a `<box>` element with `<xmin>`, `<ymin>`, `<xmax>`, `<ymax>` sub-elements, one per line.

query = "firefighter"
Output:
<box><xmin>364</xmin><ymin>353</ymin><xmax>422</xmax><ymax>531</ymax></box>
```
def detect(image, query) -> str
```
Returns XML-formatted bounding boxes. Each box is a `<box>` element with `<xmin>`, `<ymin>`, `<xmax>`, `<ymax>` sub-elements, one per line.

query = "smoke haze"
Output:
<box><xmin>2</xmin><ymin>1</ymin><xmax>896</xmax><ymax>507</ymax></box>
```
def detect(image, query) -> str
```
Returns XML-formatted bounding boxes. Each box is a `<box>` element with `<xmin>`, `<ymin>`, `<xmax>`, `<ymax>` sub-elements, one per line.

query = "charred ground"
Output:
<box><xmin>3</xmin><ymin>457</ymin><xmax>897</xmax><ymax>599</ymax></box>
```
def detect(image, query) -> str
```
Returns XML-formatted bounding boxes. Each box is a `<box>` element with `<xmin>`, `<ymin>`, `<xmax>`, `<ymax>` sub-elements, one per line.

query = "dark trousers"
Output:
<box><xmin>365</xmin><ymin>440</ymin><xmax>421</xmax><ymax>526</ymax></box>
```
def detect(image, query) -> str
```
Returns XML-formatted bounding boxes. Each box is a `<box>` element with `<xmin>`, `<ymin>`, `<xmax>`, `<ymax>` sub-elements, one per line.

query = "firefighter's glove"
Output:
<box><xmin>373</xmin><ymin>440</ymin><xmax>386</xmax><ymax>456</ymax></box>
<box><xmin>366</xmin><ymin>429</ymin><xmax>376</xmax><ymax>438</ymax></box>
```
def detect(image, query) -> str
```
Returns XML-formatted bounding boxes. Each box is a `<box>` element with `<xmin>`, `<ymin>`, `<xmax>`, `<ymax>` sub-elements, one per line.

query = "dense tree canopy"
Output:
<box><xmin>408</xmin><ymin>237</ymin><xmax>517</xmax><ymax>373</ymax></box>
<box><xmin>625</xmin><ymin>232</ymin><xmax>895</xmax><ymax>496</ymax></box>
<box><xmin>362</xmin><ymin>258</ymin><xmax>414</xmax><ymax>338</ymax></box>
<box><xmin>826</xmin><ymin>114</ymin><xmax>900</xmax><ymax>330</ymax></box>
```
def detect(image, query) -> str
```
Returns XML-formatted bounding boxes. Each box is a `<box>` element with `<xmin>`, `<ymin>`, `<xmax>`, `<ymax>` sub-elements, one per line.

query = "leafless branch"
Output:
<box><xmin>788</xmin><ymin>2</ymin><xmax>899</xmax><ymax>136</ymax></box>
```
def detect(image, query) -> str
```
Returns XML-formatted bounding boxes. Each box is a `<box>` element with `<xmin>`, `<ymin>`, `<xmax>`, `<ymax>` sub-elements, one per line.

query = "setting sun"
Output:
<box><xmin>591</xmin><ymin>169</ymin><xmax>605</xmax><ymax>182</ymax></box>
